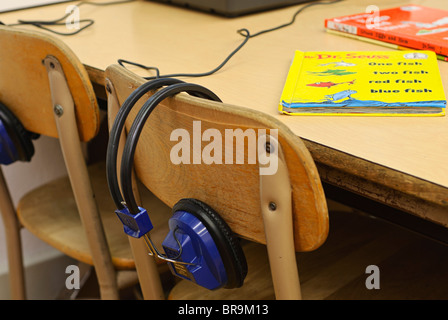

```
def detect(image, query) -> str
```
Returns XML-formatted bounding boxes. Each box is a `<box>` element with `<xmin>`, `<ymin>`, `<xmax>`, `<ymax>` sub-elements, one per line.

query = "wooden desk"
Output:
<box><xmin>1</xmin><ymin>0</ymin><xmax>447</xmax><ymax>235</ymax></box>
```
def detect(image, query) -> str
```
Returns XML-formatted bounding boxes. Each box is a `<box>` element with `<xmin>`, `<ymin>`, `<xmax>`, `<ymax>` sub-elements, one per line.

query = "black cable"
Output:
<box><xmin>118</xmin><ymin>29</ymin><xmax>251</xmax><ymax>80</ymax></box>
<box><xmin>119</xmin><ymin>83</ymin><xmax>221</xmax><ymax>214</ymax></box>
<box><xmin>117</xmin><ymin>59</ymin><xmax>161</xmax><ymax>78</ymax></box>
<box><xmin>6</xmin><ymin>0</ymin><xmax>135</xmax><ymax>36</ymax></box>
<box><xmin>106</xmin><ymin>77</ymin><xmax>185</xmax><ymax>210</ymax></box>
<box><xmin>238</xmin><ymin>0</ymin><xmax>344</xmax><ymax>38</ymax></box>
<box><xmin>12</xmin><ymin>18</ymin><xmax>94</xmax><ymax>36</ymax></box>
<box><xmin>118</xmin><ymin>0</ymin><xmax>344</xmax><ymax>79</ymax></box>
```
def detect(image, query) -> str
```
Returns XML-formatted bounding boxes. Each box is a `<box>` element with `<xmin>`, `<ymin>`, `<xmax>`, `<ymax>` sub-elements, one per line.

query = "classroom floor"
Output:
<box><xmin>68</xmin><ymin>200</ymin><xmax>448</xmax><ymax>300</ymax></box>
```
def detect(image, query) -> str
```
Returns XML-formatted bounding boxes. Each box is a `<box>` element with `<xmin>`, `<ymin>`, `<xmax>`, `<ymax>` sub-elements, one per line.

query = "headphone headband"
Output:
<box><xmin>106</xmin><ymin>78</ymin><xmax>184</xmax><ymax>209</ymax></box>
<box><xmin>107</xmin><ymin>79</ymin><xmax>221</xmax><ymax>214</ymax></box>
<box><xmin>119</xmin><ymin>82</ymin><xmax>221</xmax><ymax>214</ymax></box>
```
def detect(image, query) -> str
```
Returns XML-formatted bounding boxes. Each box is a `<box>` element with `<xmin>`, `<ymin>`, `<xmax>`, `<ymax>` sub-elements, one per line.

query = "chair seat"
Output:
<box><xmin>17</xmin><ymin>161</ymin><xmax>171</xmax><ymax>270</ymax></box>
<box><xmin>168</xmin><ymin>241</ymin><xmax>276</xmax><ymax>300</ymax></box>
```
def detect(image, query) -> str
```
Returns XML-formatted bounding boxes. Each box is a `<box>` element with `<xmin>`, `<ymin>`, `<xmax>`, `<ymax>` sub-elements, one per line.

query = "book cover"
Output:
<box><xmin>325</xmin><ymin>5</ymin><xmax>448</xmax><ymax>57</ymax></box>
<box><xmin>279</xmin><ymin>50</ymin><xmax>446</xmax><ymax>116</ymax></box>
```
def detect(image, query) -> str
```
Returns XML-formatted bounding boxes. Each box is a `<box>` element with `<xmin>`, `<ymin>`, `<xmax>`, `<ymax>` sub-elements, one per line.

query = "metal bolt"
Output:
<box><xmin>265</xmin><ymin>142</ymin><xmax>274</xmax><ymax>154</ymax></box>
<box><xmin>54</xmin><ymin>105</ymin><xmax>64</xmax><ymax>117</ymax></box>
<box><xmin>268</xmin><ymin>202</ymin><xmax>277</xmax><ymax>211</ymax></box>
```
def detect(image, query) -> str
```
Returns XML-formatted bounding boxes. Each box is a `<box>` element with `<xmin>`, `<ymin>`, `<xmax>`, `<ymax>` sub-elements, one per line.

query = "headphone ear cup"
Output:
<box><xmin>171</xmin><ymin>198</ymin><xmax>248</xmax><ymax>289</ymax></box>
<box><xmin>0</xmin><ymin>102</ymin><xmax>35</xmax><ymax>164</ymax></box>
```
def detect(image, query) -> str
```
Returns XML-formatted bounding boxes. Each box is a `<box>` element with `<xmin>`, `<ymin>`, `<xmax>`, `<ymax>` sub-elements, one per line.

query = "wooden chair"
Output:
<box><xmin>105</xmin><ymin>64</ymin><xmax>329</xmax><ymax>300</ymax></box>
<box><xmin>0</xmin><ymin>26</ymin><xmax>171</xmax><ymax>300</ymax></box>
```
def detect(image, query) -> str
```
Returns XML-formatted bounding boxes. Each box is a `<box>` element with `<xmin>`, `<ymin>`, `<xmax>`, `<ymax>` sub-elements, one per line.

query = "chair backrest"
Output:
<box><xmin>105</xmin><ymin>64</ymin><xmax>329</xmax><ymax>299</ymax></box>
<box><xmin>0</xmin><ymin>25</ymin><xmax>99</xmax><ymax>141</ymax></box>
<box><xmin>0</xmin><ymin>26</ymin><xmax>118</xmax><ymax>299</ymax></box>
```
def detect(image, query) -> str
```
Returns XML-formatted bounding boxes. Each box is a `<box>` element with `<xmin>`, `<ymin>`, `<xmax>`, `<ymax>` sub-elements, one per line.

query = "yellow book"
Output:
<box><xmin>279</xmin><ymin>50</ymin><xmax>446</xmax><ymax>116</ymax></box>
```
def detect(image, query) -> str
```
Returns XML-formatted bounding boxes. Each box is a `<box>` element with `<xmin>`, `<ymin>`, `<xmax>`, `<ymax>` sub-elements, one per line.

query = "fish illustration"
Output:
<box><xmin>308</xmin><ymin>69</ymin><xmax>357</xmax><ymax>76</ymax></box>
<box><xmin>307</xmin><ymin>80</ymin><xmax>356</xmax><ymax>88</ymax></box>
<box><xmin>318</xmin><ymin>61</ymin><xmax>357</xmax><ymax>67</ymax></box>
<box><xmin>325</xmin><ymin>89</ymin><xmax>357</xmax><ymax>101</ymax></box>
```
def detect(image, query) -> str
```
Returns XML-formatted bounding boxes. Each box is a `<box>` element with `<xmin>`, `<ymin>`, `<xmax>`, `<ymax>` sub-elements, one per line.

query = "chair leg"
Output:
<box><xmin>44</xmin><ymin>56</ymin><xmax>119</xmax><ymax>300</ymax></box>
<box><xmin>259</xmin><ymin>134</ymin><xmax>302</xmax><ymax>300</ymax></box>
<box><xmin>105</xmin><ymin>78</ymin><xmax>165</xmax><ymax>300</ymax></box>
<box><xmin>0</xmin><ymin>168</ymin><xmax>26</xmax><ymax>300</ymax></box>
<box><xmin>128</xmin><ymin>237</ymin><xmax>165</xmax><ymax>300</ymax></box>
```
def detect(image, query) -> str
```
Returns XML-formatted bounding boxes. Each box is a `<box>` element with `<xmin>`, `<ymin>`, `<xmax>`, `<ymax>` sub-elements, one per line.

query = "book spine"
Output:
<box><xmin>325</xmin><ymin>29</ymin><xmax>448</xmax><ymax>62</ymax></box>
<box><xmin>325</xmin><ymin>20</ymin><xmax>448</xmax><ymax>57</ymax></box>
<box><xmin>279</xmin><ymin>51</ymin><xmax>305</xmax><ymax>112</ymax></box>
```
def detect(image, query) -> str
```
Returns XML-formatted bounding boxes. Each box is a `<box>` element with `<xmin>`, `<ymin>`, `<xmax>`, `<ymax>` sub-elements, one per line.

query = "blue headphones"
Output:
<box><xmin>106</xmin><ymin>78</ymin><xmax>247</xmax><ymax>290</ymax></box>
<box><xmin>0</xmin><ymin>102</ymin><xmax>36</xmax><ymax>165</ymax></box>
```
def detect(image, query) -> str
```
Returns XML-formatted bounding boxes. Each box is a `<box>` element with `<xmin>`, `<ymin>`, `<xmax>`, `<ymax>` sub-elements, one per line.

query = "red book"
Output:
<box><xmin>325</xmin><ymin>5</ymin><xmax>448</xmax><ymax>57</ymax></box>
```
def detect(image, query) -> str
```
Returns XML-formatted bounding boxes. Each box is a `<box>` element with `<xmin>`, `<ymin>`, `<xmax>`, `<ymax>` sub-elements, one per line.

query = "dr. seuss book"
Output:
<box><xmin>279</xmin><ymin>50</ymin><xmax>446</xmax><ymax>116</ymax></box>
<box><xmin>325</xmin><ymin>5</ymin><xmax>448</xmax><ymax>58</ymax></box>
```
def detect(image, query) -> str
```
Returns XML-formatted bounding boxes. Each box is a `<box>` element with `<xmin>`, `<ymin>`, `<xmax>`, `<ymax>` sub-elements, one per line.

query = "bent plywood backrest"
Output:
<box><xmin>106</xmin><ymin>65</ymin><xmax>329</xmax><ymax>252</ymax></box>
<box><xmin>0</xmin><ymin>26</ymin><xmax>99</xmax><ymax>141</ymax></box>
